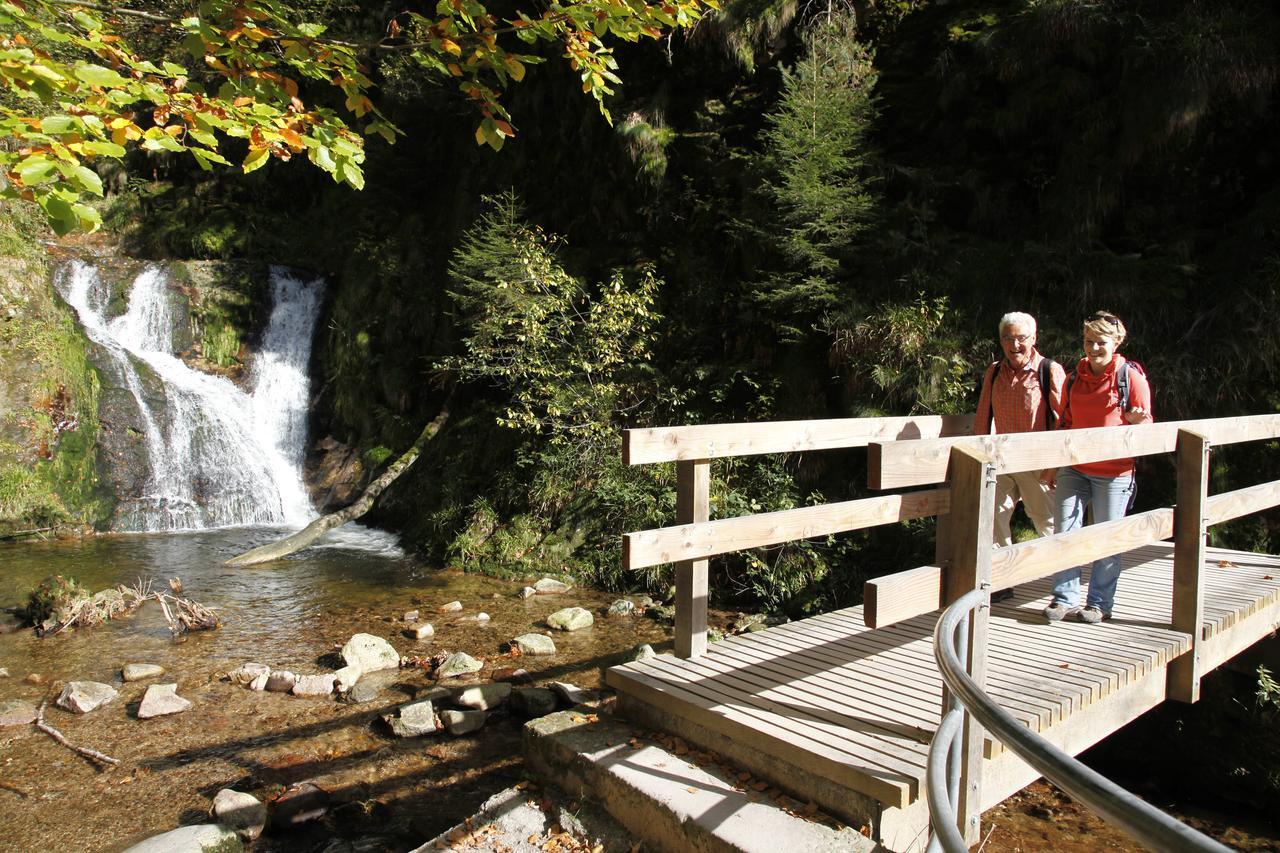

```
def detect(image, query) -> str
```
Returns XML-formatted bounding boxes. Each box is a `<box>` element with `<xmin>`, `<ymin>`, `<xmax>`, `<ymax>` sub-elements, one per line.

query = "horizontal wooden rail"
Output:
<box><xmin>624</xmin><ymin>489</ymin><xmax>949</xmax><ymax>570</ymax></box>
<box><xmin>864</xmin><ymin>508</ymin><xmax>1175</xmax><ymax>628</ymax></box>
<box><xmin>869</xmin><ymin>414</ymin><xmax>1280</xmax><ymax>489</ymax></box>
<box><xmin>1205</xmin><ymin>479</ymin><xmax>1280</xmax><ymax>526</ymax></box>
<box><xmin>624</xmin><ymin>414</ymin><xmax>975</xmax><ymax>465</ymax></box>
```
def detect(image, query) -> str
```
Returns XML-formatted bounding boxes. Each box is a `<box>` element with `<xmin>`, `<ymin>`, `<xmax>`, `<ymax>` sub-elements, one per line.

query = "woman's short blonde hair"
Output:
<box><xmin>1084</xmin><ymin>310</ymin><xmax>1127</xmax><ymax>346</ymax></box>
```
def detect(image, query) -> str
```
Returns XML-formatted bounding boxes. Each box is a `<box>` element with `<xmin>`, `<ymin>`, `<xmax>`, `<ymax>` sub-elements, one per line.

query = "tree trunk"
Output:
<box><xmin>225</xmin><ymin>402</ymin><xmax>451</xmax><ymax>567</ymax></box>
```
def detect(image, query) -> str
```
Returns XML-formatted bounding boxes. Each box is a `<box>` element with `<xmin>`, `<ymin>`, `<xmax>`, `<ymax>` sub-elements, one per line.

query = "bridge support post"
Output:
<box><xmin>675</xmin><ymin>459</ymin><xmax>710</xmax><ymax>659</ymax></box>
<box><xmin>942</xmin><ymin>445</ymin><xmax>996</xmax><ymax>845</ymax></box>
<box><xmin>1169</xmin><ymin>429</ymin><xmax>1210</xmax><ymax>703</ymax></box>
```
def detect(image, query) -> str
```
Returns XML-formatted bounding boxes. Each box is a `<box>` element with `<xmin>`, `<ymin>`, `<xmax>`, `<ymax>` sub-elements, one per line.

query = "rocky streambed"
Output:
<box><xmin>0</xmin><ymin>528</ymin><xmax>676</xmax><ymax>852</ymax></box>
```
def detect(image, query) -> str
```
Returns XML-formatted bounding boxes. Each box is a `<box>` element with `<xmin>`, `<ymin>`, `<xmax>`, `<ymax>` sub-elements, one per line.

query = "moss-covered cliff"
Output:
<box><xmin>0</xmin><ymin>209</ymin><xmax>113</xmax><ymax>534</ymax></box>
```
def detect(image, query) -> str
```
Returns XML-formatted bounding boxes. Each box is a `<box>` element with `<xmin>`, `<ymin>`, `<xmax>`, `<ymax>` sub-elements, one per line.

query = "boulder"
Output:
<box><xmin>607</xmin><ymin>599</ymin><xmax>635</xmax><ymax>617</ymax></box>
<box><xmin>57</xmin><ymin>681</ymin><xmax>117</xmax><ymax>714</ymax></box>
<box><xmin>512</xmin><ymin>633</ymin><xmax>556</xmax><ymax>656</ymax></box>
<box><xmin>271</xmin><ymin>780</ymin><xmax>330</xmax><ymax>828</ymax></box>
<box><xmin>0</xmin><ymin>699</ymin><xmax>37</xmax><ymax>727</ymax></box>
<box><xmin>291</xmin><ymin>674</ymin><xmax>337</xmax><ymax>697</ymax></box>
<box><xmin>511</xmin><ymin>687</ymin><xmax>558</xmax><ymax>718</ymax></box>
<box><xmin>546</xmin><ymin>607</ymin><xmax>593</xmax><ymax>632</ymax></box>
<box><xmin>439</xmin><ymin>708</ymin><xmax>486</xmax><ymax>736</ymax></box>
<box><xmin>120</xmin><ymin>823</ymin><xmax>241</xmax><ymax>853</ymax></box>
<box><xmin>212</xmin><ymin>789</ymin><xmax>267</xmax><ymax>840</ymax></box>
<box><xmin>450</xmin><ymin>683</ymin><xmax>512</xmax><ymax>711</ymax></box>
<box><xmin>265</xmin><ymin>670</ymin><xmax>297</xmax><ymax>692</ymax></box>
<box><xmin>228</xmin><ymin>662</ymin><xmax>271</xmax><ymax>686</ymax></box>
<box><xmin>340</xmin><ymin>633</ymin><xmax>399</xmax><ymax>674</ymax></box>
<box><xmin>490</xmin><ymin>667</ymin><xmax>534</xmax><ymax>684</ymax></box>
<box><xmin>533</xmin><ymin>578</ymin><xmax>572</xmax><ymax>595</ymax></box>
<box><xmin>137</xmin><ymin>684</ymin><xmax>192</xmax><ymax>719</ymax></box>
<box><xmin>122</xmin><ymin>663</ymin><xmax>165</xmax><ymax>682</ymax></box>
<box><xmin>333</xmin><ymin>665</ymin><xmax>362</xmax><ymax>693</ymax></box>
<box><xmin>411</xmin><ymin>622</ymin><xmax>435</xmax><ymax>641</ymax></box>
<box><xmin>435</xmin><ymin>652</ymin><xmax>483</xmax><ymax>678</ymax></box>
<box><xmin>628</xmin><ymin>643</ymin><xmax>657</xmax><ymax>662</ymax></box>
<box><xmin>549</xmin><ymin>682</ymin><xmax>595</xmax><ymax>707</ymax></box>
<box><xmin>383</xmin><ymin>699</ymin><xmax>440</xmax><ymax>737</ymax></box>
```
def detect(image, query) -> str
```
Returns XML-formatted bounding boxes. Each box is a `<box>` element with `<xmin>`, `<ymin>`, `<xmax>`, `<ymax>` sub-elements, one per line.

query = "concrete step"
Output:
<box><xmin>523</xmin><ymin>708</ymin><xmax>883</xmax><ymax>853</ymax></box>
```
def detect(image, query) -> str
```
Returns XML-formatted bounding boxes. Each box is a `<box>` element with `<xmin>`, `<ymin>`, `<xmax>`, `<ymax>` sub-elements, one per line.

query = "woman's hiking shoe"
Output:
<box><xmin>1043</xmin><ymin>602</ymin><xmax>1079</xmax><ymax>622</ymax></box>
<box><xmin>1076</xmin><ymin>606</ymin><xmax>1111</xmax><ymax>624</ymax></box>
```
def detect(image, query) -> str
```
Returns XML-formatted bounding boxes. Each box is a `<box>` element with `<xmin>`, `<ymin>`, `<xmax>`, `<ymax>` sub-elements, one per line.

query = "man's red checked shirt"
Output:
<box><xmin>976</xmin><ymin>350</ymin><xmax>1066</xmax><ymax>435</ymax></box>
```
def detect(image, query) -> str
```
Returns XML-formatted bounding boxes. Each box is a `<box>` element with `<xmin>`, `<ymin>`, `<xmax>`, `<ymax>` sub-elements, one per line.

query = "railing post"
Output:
<box><xmin>1169</xmin><ymin>429</ymin><xmax>1210</xmax><ymax>703</ymax></box>
<box><xmin>942</xmin><ymin>445</ymin><xmax>996</xmax><ymax>845</ymax></box>
<box><xmin>675</xmin><ymin>459</ymin><xmax>710</xmax><ymax>658</ymax></box>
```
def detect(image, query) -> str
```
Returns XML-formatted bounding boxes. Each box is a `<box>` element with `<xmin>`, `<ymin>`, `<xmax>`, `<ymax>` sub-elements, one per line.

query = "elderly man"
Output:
<box><xmin>975</xmin><ymin>312</ymin><xmax>1065</xmax><ymax>599</ymax></box>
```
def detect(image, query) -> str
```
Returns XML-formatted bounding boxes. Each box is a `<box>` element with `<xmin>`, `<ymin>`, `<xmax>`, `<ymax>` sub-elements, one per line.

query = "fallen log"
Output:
<box><xmin>225</xmin><ymin>402</ymin><xmax>451</xmax><ymax>567</ymax></box>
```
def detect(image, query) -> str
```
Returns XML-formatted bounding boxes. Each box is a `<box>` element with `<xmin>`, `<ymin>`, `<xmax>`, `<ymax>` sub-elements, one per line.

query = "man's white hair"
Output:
<box><xmin>999</xmin><ymin>311</ymin><xmax>1037</xmax><ymax>335</ymax></box>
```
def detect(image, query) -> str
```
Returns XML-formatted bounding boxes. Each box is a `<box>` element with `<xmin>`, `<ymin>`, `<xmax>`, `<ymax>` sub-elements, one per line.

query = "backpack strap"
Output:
<box><xmin>1116</xmin><ymin>360</ymin><xmax>1129</xmax><ymax>412</ymax></box>
<box><xmin>1038</xmin><ymin>358</ymin><xmax>1057</xmax><ymax>430</ymax></box>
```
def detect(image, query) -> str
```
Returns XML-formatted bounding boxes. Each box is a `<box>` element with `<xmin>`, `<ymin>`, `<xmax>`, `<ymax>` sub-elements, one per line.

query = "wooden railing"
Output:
<box><xmin>621</xmin><ymin>415</ymin><xmax>976</xmax><ymax>657</ymax></box>
<box><xmin>621</xmin><ymin>411</ymin><xmax>1280</xmax><ymax>846</ymax></box>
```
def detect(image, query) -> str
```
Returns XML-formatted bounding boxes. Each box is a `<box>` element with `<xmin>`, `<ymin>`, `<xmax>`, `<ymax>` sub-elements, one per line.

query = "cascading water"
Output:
<box><xmin>58</xmin><ymin>260</ymin><xmax>323</xmax><ymax>531</ymax></box>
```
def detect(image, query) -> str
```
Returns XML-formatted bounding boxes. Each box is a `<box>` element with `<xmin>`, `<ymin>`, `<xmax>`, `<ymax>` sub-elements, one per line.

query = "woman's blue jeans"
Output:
<box><xmin>1050</xmin><ymin>466</ymin><xmax>1136</xmax><ymax>613</ymax></box>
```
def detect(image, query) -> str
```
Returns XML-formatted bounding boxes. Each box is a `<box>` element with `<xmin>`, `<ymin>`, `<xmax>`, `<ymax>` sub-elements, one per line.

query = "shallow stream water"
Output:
<box><xmin>0</xmin><ymin>528</ymin><xmax>670</xmax><ymax>851</ymax></box>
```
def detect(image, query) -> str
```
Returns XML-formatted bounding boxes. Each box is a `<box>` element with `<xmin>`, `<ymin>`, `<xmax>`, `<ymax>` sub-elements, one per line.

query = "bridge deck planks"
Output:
<box><xmin>607</xmin><ymin>543</ymin><xmax>1280</xmax><ymax>811</ymax></box>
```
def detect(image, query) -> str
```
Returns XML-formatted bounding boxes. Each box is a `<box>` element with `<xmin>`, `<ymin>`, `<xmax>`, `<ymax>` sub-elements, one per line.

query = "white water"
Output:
<box><xmin>58</xmin><ymin>261</ymin><xmax>325</xmax><ymax>532</ymax></box>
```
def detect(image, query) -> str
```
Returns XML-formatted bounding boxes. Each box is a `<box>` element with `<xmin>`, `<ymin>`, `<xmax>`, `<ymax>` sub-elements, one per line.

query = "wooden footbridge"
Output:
<box><xmin>605</xmin><ymin>414</ymin><xmax>1280</xmax><ymax>851</ymax></box>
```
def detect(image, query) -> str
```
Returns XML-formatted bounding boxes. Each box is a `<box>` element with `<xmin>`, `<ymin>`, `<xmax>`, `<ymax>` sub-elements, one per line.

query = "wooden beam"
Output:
<box><xmin>989</xmin><ymin>508</ymin><xmax>1175</xmax><ymax>591</ymax></box>
<box><xmin>624</xmin><ymin>488</ymin><xmax>949</xmax><ymax>570</ymax></box>
<box><xmin>623</xmin><ymin>414</ymin><xmax>975</xmax><ymax>465</ymax></box>
<box><xmin>869</xmin><ymin>414</ymin><xmax>1280</xmax><ymax>489</ymax></box>
<box><xmin>862</xmin><ymin>508</ymin><xmax>1175</xmax><ymax>629</ymax></box>
<box><xmin>674</xmin><ymin>459</ymin><xmax>710</xmax><ymax>659</ymax></box>
<box><xmin>1205</xmin><ymin>480</ymin><xmax>1280</xmax><ymax>526</ymax></box>
<box><xmin>1169</xmin><ymin>430</ymin><xmax>1210</xmax><ymax>703</ymax></box>
<box><xmin>945</xmin><ymin>445</ymin><xmax>996</xmax><ymax>845</ymax></box>
<box><xmin>864</xmin><ymin>564</ymin><xmax>943</xmax><ymax>629</ymax></box>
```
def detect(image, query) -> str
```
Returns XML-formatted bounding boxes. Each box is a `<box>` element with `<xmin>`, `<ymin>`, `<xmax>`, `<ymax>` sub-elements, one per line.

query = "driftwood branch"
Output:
<box><xmin>35</xmin><ymin>700</ymin><xmax>121</xmax><ymax>768</ymax></box>
<box><xmin>226</xmin><ymin>401</ymin><xmax>451</xmax><ymax>567</ymax></box>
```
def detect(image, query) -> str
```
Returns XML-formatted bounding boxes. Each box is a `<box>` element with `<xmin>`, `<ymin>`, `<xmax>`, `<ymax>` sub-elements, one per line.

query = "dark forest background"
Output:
<box><xmin>37</xmin><ymin>0</ymin><xmax>1280</xmax><ymax>616</ymax></box>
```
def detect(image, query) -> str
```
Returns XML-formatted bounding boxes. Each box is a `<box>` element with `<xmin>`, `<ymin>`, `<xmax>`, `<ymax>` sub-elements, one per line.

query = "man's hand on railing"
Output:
<box><xmin>1039</xmin><ymin>468</ymin><xmax>1057</xmax><ymax>490</ymax></box>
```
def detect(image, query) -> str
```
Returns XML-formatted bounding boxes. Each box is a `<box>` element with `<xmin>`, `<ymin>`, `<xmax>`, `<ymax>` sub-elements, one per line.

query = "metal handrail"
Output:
<box><xmin>926</xmin><ymin>587</ymin><xmax>1231</xmax><ymax>852</ymax></box>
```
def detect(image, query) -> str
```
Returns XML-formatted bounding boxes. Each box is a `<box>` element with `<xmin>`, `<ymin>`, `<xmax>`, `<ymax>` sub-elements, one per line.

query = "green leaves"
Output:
<box><xmin>1</xmin><ymin>0</ymin><xmax>711</xmax><ymax>233</ymax></box>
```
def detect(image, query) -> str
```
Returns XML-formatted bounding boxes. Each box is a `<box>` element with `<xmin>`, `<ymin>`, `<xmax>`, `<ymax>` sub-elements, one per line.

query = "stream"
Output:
<box><xmin>0</xmin><ymin>529</ymin><xmax>670</xmax><ymax>852</ymax></box>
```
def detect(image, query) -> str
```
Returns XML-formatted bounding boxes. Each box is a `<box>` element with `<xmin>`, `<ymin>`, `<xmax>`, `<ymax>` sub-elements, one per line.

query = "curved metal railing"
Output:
<box><xmin>926</xmin><ymin>587</ymin><xmax>1232</xmax><ymax>853</ymax></box>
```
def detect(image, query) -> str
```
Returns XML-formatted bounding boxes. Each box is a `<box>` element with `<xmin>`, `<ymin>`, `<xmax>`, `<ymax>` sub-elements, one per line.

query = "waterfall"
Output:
<box><xmin>58</xmin><ymin>261</ymin><xmax>323</xmax><ymax>531</ymax></box>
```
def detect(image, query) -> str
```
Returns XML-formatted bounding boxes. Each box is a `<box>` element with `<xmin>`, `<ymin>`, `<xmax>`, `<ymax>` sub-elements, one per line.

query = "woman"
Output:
<box><xmin>1043</xmin><ymin>310</ymin><xmax>1153</xmax><ymax>624</ymax></box>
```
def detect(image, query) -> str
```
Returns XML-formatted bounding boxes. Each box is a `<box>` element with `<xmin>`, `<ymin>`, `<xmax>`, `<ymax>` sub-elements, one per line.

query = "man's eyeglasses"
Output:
<box><xmin>1000</xmin><ymin>334</ymin><xmax>1032</xmax><ymax>344</ymax></box>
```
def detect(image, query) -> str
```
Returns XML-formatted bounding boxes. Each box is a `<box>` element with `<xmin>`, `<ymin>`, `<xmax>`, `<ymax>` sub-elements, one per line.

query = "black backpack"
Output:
<box><xmin>977</xmin><ymin>358</ymin><xmax>1059</xmax><ymax>434</ymax></box>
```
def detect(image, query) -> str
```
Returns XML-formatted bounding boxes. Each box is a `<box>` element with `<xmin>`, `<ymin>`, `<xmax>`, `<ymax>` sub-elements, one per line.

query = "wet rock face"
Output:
<box><xmin>305</xmin><ymin>436</ymin><xmax>367</xmax><ymax>512</ymax></box>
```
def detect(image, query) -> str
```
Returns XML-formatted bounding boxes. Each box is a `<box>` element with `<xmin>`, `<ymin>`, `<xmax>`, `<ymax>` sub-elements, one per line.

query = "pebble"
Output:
<box><xmin>438</xmin><ymin>601</ymin><xmax>463</xmax><ymax>613</ymax></box>
<box><xmin>439</xmin><ymin>708</ymin><xmax>486</xmax><ymax>736</ymax></box>
<box><xmin>291</xmin><ymin>674</ymin><xmax>338</xmax><ymax>697</ymax></box>
<box><xmin>265</xmin><ymin>670</ymin><xmax>297</xmax><ymax>692</ymax></box>
<box><xmin>0</xmin><ymin>699</ymin><xmax>37</xmax><ymax>727</ymax></box>
<box><xmin>412</xmin><ymin>622</ymin><xmax>435</xmax><ymax>640</ymax></box>
<box><xmin>435</xmin><ymin>652</ymin><xmax>483</xmax><ymax>678</ymax></box>
<box><xmin>518</xmin><ymin>587</ymin><xmax>536</xmax><ymax>599</ymax></box>
<box><xmin>533</xmin><ymin>578</ymin><xmax>572</xmax><ymax>595</ymax></box>
<box><xmin>402</xmin><ymin>610</ymin><xmax>419</xmax><ymax>622</ymax></box>
<box><xmin>450</xmin><ymin>683</ymin><xmax>512</xmax><ymax>711</ymax></box>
